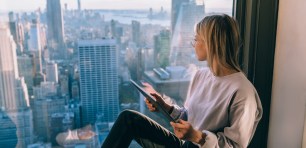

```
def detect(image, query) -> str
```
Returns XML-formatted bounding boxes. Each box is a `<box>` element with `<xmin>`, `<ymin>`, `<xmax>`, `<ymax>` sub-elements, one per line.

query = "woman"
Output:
<box><xmin>102</xmin><ymin>14</ymin><xmax>262</xmax><ymax>148</ymax></box>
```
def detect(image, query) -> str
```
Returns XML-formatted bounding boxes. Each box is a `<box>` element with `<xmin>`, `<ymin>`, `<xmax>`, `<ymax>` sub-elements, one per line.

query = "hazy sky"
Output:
<box><xmin>0</xmin><ymin>0</ymin><xmax>232</xmax><ymax>12</ymax></box>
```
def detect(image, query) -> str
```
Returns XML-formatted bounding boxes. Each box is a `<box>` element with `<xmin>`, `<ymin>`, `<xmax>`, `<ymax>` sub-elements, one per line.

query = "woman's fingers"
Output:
<box><xmin>170</xmin><ymin>122</ymin><xmax>184</xmax><ymax>138</ymax></box>
<box><xmin>141</xmin><ymin>82</ymin><xmax>152</xmax><ymax>87</ymax></box>
<box><xmin>150</xmin><ymin>93</ymin><xmax>165</xmax><ymax>105</ymax></box>
<box><xmin>151</xmin><ymin>93</ymin><xmax>161</xmax><ymax>99</ymax></box>
<box><xmin>171</xmin><ymin>120</ymin><xmax>187</xmax><ymax>129</ymax></box>
<box><xmin>145</xmin><ymin>98</ymin><xmax>156</xmax><ymax>111</ymax></box>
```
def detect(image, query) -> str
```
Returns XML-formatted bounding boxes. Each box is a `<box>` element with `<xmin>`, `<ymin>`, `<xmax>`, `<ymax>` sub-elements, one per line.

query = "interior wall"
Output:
<box><xmin>268</xmin><ymin>0</ymin><xmax>306</xmax><ymax>147</ymax></box>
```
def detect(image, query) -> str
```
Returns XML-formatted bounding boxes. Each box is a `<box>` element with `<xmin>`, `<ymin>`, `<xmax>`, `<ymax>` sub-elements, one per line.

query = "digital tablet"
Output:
<box><xmin>130</xmin><ymin>79</ymin><xmax>177</xmax><ymax>122</ymax></box>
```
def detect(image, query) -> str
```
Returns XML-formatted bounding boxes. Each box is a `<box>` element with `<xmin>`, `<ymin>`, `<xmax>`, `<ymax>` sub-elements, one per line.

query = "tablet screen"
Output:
<box><xmin>130</xmin><ymin>79</ymin><xmax>176</xmax><ymax>122</ymax></box>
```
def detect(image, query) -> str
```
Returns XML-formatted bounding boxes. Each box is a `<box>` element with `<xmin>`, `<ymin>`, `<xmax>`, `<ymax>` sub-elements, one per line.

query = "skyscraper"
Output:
<box><xmin>28</xmin><ymin>18</ymin><xmax>43</xmax><ymax>73</ymax></box>
<box><xmin>0</xmin><ymin>109</ymin><xmax>34</xmax><ymax>148</ymax></box>
<box><xmin>170</xmin><ymin>1</ymin><xmax>205</xmax><ymax>66</ymax></box>
<box><xmin>47</xmin><ymin>0</ymin><xmax>65</xmax><ymax>59</ymax></box>
<box><xmin>31</xmin><ymin>95</ymin><xmax>65</xmax><ymax>142</ymax></box>
<box><xmin>71</xmin><ymin>81</ymin><xmax>79</xmax><ymax>99</ymax></box>
<box><xmin>154</xmin><ymin>29</ymin><xmax>171</xmax><ymax>67</ymax></box>
<box><xmin>0</xmin><ymin>111</ymin><xmax>18</xmax><ymax>147</ymax></box>
<box><xmin>131</xmin><ymin>20</ymin><xmax>141</xmax><ymax>47</ymax></box>
<box><xmin>17</xmin><ymin>55</ymin><xmax>35</xmax><ymax>96</ymax></box>
<box><xmin>78</xmin><ymin>39</ymin><xmax>119</xmax><ymax>125</ymax></box>
<box><xmin>8</xmin><ymin>12</ymin><xmax>24</xmax><ymax>55</ymax></box>
<box><xmin>0</xmin><ymin>24</ymin><xmax>34</xmax><ymax>148</ymax></box>
<box><xmin>0</xmin><ymin>24</ymin><xmax>20</xmax><ymax>110</ymax></box>
<box><xmin>110</xmin><ymin>20</ymin><xmax>117</xmax><ymax>38</ymax></box>
<box><xmin>46</xmin><ymin>62</ymin><xmax>59</xmax><ymax>83</ymax></box>
<box><xmin>171</xmin><ymin>0</ymin><xmax>189</xmax><ymax>33</ymax></box>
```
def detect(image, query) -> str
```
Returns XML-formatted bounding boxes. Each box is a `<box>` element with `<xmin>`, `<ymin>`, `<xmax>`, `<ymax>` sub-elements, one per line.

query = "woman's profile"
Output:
<box><xmin>102</xmin><ymin>14</ymin><xmax>262</xmax><ymax>148</ymax></box>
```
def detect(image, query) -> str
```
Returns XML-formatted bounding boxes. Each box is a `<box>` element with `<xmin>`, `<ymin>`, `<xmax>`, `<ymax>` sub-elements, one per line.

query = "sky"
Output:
<box><xmin>0</xmin><ymin>0</ymin><xmax>233</xmax><ymax>12</ymax></box>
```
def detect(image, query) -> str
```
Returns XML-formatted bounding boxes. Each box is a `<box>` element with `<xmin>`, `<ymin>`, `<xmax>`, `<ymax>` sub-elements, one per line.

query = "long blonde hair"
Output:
<box><xmin>195</xmin><ymin>14</ymin><xmax>241</xmax><ymax>73</ymax></box>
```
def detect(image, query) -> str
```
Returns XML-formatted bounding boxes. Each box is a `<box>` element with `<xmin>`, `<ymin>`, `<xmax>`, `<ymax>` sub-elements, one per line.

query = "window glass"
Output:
<box><xmin>0</xmin><ymin>0</ymin><xmax>233</xmax><ymax>147</ymax></box>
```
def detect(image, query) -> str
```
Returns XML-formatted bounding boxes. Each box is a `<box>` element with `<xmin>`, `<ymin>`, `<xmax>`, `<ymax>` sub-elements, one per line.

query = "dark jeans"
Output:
<box><xmin>101</xmin><ymin>110</ymin><xmax>198</xmax><ymax>148</ymax></box>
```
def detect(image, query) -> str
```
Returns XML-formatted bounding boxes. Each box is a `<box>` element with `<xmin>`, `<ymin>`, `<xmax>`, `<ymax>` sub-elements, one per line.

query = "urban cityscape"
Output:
<box><xmin>0</xmin><ymin>0</ymin><xmax>232</xmax><ymax>147</ymax></box>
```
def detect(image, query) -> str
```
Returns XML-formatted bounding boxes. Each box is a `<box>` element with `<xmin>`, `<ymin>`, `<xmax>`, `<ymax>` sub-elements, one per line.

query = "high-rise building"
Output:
<box><xmin>8</xmin><ymin>110</ymin><xmax>34</xmax><ymax>148</ymax></box>
<box><xmin>171</xmin><ymin>0</ymin><xmax>189</xmax><ymax>33</ymax></box>
<box><xmin>66</xmin><ymin>101</ymin><xmax>81</xmax><ymax>128</ymax></box>
<box><xmin>0</xmin><ymin>24</ymin><xmax>33</xmax><ymax>148</ymax></box>
<box><xmin>15</xmin><ymin>77</ymin><xmax>30</xmax><ymax>108</ymax></box>
<box><xmin>8</xmin><ymin>12</ymin><xmax>24</xmax><ymax>55</ymax></box>
<box><xmin>71</xmin><ymin>81</ymin><xmax>79</xmax><ymax>99</ymax></box>
<box><xmin>31</xmin><ymin>95</ymin><xmax>65</xmax><ymax>142</ymax></box>
<box><xmin>8</xmin><ymin>12</ymin><xmax>24</xmax><ymax>41</ymax></box>
<box><xmin>0</xmin><ymin>109</ymin><xmax>34</xmax><ymax>148</ymax></box>
<box><xmin>59</xmin><ymin>74</ymin><xmax>69</xmax><ymax>95</ymax></box>
<box><xmin>0</xmin><ymin>24</ymin><xmax>29</xmax><ymax>110</ymax></box>
<box><xmin>33</xmin><ymin>81</ymin><xmax>57</xmax><ymax>99</ymax></box>
<box><xmin>78</xmin><ymin>39</ymin><xmax>119</xmax><ymax>125</ymax></box>
<box><xmin>131</xmin><ymin>20</ymin><xmax>141</xmax><ymax>46</ymax></box>
<box><xmin>39</xmin><ymin>24</ymin><xmax>47</xmax><ymax>52</ymax></box>
<box><xmin>154</xmin><ymin>29</ymin><xmax>171</xmax><ymax>67</ymax></box>
<box><xmin>28</xmin><ymin>18</ymin><xmax>43</xmax><ymax>73</ymax></box>
<box><xmin>170</xmin><ymin>1</ymin><xmax>205</xmax><ymax>66</ymax></box>
<box><xmin>110</xmin><ymin>20</ymin><xmax>116</xmax><ymax>38</ymax></box>
<box><xmin>46</xmin><ymin>62</ymin><xmax>59</xmax><ymax>83</ymax></box>
<box><xmin>47</xmin><ymin>0</ymin><xmax>65</xmax><ymax>59</ymax></box>
<box><xmin>0</xmin><ymin>111</ymin><xmax>18</xmax><ymax>147</ymax></box>
<box><xmin>28</xmin><ymin>18</ymin><xmax>42</xmax><ymax>52</ymax></box>
<box><xmin>17</xmin><ymin>55</ymin><xmax>35</xmax><ymax>96</ymax></box>
<box><xmin>136</xmin><ymin>47</ymin><xmax>154</xmax><ymax>80</ymax></box>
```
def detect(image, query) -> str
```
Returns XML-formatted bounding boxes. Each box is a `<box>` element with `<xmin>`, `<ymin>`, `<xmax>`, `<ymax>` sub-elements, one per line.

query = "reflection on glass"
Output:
<box><xmin>0</xmin><ymin>0</ymin><xmax>232</xmax><ymax>147</ymax></box>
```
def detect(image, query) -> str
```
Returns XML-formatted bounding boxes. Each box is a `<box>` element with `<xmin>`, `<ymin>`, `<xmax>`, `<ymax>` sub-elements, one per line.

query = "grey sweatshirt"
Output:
<box><xmin>170</xmin><ymin>68</ymin><xmax>263</xmax><ymax>148</ymax></box>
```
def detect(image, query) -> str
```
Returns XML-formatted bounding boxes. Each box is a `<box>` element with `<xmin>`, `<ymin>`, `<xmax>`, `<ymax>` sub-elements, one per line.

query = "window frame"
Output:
<box><xmin>234</xmin><ymin>0</ymin><xmax>279</xmax><ymax>147</ymax></box>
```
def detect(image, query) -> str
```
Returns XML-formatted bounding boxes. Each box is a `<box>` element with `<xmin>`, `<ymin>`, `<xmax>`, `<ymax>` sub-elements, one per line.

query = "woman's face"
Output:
<box><xmin>193</xmin><ymin>35</ymin><xmax>207</xmax><ymax>61</ymax></box>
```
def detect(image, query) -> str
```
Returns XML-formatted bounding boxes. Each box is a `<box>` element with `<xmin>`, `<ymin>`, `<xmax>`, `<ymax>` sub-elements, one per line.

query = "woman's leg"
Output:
<box><xmin>101</xmin><ymin>109</ymin><xmax>183</xmax><ymax>148</ymax></box>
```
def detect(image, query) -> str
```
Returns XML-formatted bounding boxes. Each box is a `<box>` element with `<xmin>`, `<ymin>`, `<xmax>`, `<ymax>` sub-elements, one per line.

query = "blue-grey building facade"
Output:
<box><xmin>78</xmin><ymin>39</ymin><xmax>119</xmax><ymax>126</ymax></box>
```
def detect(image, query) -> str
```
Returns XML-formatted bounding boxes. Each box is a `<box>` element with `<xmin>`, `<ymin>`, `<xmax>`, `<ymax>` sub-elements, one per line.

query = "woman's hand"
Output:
<box><xmin>170</xmin><ymin>119</ymin><xmax>206</xmax><ymax>145</ymax></box>
<box><xmin>142</xmin><ymin>82</ymin><xmax>172</xmax><ymax>112</ymax></box>
<box><xmin>142</xmin><ymin>82</ymin><xmax>159</xmax><ymax>95</ymax></box>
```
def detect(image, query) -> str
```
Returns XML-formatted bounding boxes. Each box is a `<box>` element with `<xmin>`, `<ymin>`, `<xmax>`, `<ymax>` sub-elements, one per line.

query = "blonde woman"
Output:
<box><xmin>102</xmin><ymin>14</ymin><xmax>262</xmax><ymax>148</ymax></box>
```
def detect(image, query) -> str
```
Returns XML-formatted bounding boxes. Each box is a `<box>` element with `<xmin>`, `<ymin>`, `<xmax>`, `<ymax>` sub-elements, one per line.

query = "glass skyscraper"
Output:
<box><xmin>170</xmin><ymin>1</ymin><xmax>205</xmax><ymax>66</ymax></box>
<box><xmin>46</xmin><ymin>0</ymin><xmax>65</xmax><ymax>59</ymax></box>
<box><xmin>78</xmin><ymin>39</ymin><xmax>119</xmax><ymax>126</ymax></box>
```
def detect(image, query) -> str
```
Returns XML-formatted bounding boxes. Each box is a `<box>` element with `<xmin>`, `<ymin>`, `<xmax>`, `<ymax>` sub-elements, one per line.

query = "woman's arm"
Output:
<box><xmin>170</xmin><ymin>92</ymin><xmax>262</xmax><ymax>148</ymax></box>
<box><xmin>201</xmin><ymin>93</ymin><xmax>262</xmax><ymax>148</ymax></box>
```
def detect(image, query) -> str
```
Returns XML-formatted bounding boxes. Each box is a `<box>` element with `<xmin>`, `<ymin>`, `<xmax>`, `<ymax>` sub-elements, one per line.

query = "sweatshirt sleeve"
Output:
<box><xmin>161</xmin><ymin>94</ymin><xmax>188</xmax><ymax>121</ymax></box>
<box><xmin>200</xmin><ymin>92</ymin><xmax>263</xmax><ymax>148</ymax></box>
<box><xmin>170</xmin><ymin>105</ymin><xmax>188</xmax><ymax>121</ymax></box>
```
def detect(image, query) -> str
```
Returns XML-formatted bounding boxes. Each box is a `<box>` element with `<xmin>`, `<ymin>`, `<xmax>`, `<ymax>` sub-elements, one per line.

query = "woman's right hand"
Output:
<box><xmin>142</xmin><ymin>82</ymin><xmax>159</xmax><ymax>112</ymax></box>
<box><xmin>142</xmin><ymin>82</ymin><xmax>172</xmax><ymax>112</ymax></box>
<box><xmin>142</xmin><ymin>82</ymin><xmax>159</xmax><ymax>96</ymax></box>
<box><xmin>145</xmin><ymin>97</ymin><xmax>157</xmax><ymax>112</ymax></box>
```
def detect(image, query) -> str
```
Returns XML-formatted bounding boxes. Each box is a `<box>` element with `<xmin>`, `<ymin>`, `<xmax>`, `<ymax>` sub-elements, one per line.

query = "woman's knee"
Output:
<box><xmin>118</xmin><ymin>109</ymin><xmax>140</xmax><ymax>121</ymax></box>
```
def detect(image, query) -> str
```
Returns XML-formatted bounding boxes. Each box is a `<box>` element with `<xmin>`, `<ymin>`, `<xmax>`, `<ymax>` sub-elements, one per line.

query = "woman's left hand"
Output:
<box><xmin>170</xmin><ymin>119</ymin><xmax>204</xmax><ymax>143</ymax></box>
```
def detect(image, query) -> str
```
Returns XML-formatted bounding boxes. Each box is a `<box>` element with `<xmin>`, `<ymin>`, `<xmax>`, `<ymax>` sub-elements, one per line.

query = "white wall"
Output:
<box><xmin>268</xmin><ymin>0</ymin><xmax>306</xmax><ymax>147</ymax></box>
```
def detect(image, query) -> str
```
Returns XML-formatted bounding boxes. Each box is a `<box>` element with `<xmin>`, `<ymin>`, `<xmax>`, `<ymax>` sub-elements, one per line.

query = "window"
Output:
<box><xmin>0</xmin><ymin>0</ymin><xmax>233</xmax><ymax>147</ymax></box>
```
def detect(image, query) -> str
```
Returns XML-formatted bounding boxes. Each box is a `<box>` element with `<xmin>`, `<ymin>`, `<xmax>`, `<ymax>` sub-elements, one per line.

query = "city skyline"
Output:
<box><xmin>0</xmin><ymin>0</ymin><xmax>232</xmax><ymax>12</ymax></box>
